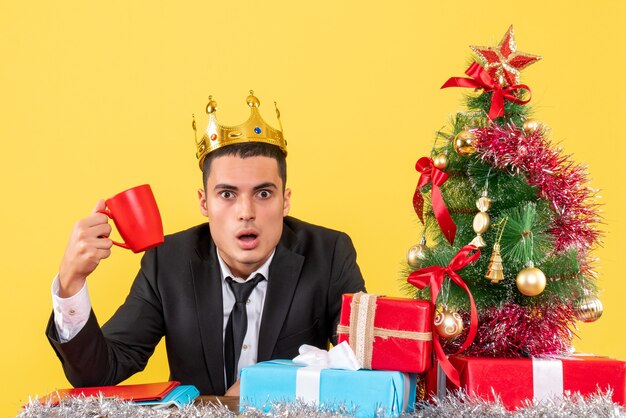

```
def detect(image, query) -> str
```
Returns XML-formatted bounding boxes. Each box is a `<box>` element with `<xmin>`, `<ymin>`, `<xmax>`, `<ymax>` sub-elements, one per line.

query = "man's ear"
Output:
<box><xmin>283</xmin><ymin>188</ymin><xmax>291</xmax><ymax>216</ymax></box>
<box><xmin>198</xmin><ymin>188</ymin><xmax>209</xmax><ymax>217</ymax></box>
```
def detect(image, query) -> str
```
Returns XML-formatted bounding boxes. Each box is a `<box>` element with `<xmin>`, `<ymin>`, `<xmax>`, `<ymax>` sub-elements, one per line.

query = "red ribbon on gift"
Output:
<box><xmin>441</xmin><ymin>62</ymin><xmax>532</xmax><ymax>120</ymax></box>
<box><xmin>413</xmin><ymin>157</ymin><xmax>456</xmax><ymax>245</ymax></box>
<box><xmin>407</xmin><ymin>245</ymin><xmax>480</xmax><ymax>386</ymax></box>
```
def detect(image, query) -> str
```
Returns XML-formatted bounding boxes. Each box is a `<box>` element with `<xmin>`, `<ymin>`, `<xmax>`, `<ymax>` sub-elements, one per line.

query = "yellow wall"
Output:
<box><xmin>2</xmin><ymin>1</ymin><xmax>624</xmax><ymax>415</ymax></box>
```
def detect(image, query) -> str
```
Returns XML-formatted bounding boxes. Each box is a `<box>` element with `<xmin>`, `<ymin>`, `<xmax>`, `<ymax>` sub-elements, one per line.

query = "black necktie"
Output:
<box><xmin>224</xmin><ymin>273</ymin><xmax>265</xmax><ymax>388</ymax></box>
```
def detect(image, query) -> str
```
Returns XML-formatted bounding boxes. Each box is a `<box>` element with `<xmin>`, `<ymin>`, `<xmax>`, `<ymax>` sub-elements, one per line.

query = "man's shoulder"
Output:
<box><xmin>283</xmin><ymin>216</ymin><xmax>344</xmax><ymax>236</ymax></box>
<box><xmin>282</xmin><ymin>216</ymin><xmax>353</xmax><ymax>250</ymax></box>
<box><xmin>153</xmin><ymin>223</ymin><xmax>211</xmax><ymax>256</ymax></box>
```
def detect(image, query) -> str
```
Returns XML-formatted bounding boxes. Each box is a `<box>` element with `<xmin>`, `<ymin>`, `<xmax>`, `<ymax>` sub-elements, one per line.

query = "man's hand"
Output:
<box><xmin>224</xmin><ymin>379</ymin><xmax>240</xmax><ymax>396</ymax></box>
<box><xmin>58</xmin><ymin>200</ymin><xmax>113</xmax><ymax>298</ymax></box>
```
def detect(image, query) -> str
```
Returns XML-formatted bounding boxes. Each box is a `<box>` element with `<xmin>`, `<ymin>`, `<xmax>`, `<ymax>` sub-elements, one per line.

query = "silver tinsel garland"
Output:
<box><xmin>412</xmin><ymin>390</ymin><xmax>625</xmax><ymax>418</ymax></box>
<box><xmin>19</xmin><ymin>390</ymin><xmax>625</xmax><ymax>418</ymax></box>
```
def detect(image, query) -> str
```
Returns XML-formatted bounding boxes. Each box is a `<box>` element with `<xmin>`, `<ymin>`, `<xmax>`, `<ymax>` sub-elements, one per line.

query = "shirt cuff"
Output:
<box><xmin>51</xmin><ymin>274</ymin><xmax>92</xmax><ymax>342</ymax></box>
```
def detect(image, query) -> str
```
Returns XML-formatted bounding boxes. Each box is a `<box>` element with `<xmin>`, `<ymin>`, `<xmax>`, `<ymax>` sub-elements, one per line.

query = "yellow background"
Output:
<box><xmin>1</xmin><ymin>1</ymin><xmax>625</xmax><ymax>415</ymax></box>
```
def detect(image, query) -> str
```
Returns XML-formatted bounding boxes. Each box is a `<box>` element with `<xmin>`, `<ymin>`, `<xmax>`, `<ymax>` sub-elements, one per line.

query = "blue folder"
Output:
<box><xmin>135</xmin><ymin>384</ymin><xmax>199</xmax><ymax>408</ymax></box>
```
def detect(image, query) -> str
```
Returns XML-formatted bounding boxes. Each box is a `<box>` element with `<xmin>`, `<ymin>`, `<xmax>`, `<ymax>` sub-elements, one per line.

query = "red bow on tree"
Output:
<box><xmin>441</xmin><ymin>62</ymin><xmax>531</xmax><ymax>120</ymax></box>
<box><xmin>413</xmin><ymin>157</ymin><xmax>456</xmax><ymax>245</ymax></box>
<box><xmin>407</xmin><ymin>245</ymin><xmax>480</xmax><ymax>386</ymax></box>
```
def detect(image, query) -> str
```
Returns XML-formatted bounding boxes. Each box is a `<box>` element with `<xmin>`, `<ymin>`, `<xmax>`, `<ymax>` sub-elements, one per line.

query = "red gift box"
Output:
<box><xmin>426</xmin><ymin>355</ymin><xmax>626</xmax><ymax>410</ymax></box>
<box><xmin>336</xmin><ymin>292</ymin><xmax>432</xmax><ymax>373</ymax></box>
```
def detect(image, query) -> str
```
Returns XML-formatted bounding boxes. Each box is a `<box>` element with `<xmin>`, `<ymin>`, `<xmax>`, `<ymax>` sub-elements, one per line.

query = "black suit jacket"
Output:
<box><xmin>47</xmin><ymin>216</ymin><xmax>365</xmax><ymax>395</ymax></box>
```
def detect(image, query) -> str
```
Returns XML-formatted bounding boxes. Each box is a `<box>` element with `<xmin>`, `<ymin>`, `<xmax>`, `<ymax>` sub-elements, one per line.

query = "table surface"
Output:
<box><xmin>197</xmin><ymin>396</ymin><xmax>239</xmax><ymax>412</ymax></box>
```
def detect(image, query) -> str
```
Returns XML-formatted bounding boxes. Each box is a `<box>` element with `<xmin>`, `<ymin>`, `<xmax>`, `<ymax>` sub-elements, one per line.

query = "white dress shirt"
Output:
<box><xmin>51</xmin><ymin>249</ymin><xmax>274</xmax><ymax>385</ymax></box>
<box><xmin>51</xmin><ymin>277</ymin><xmax>92</xmax><ymax>342</ymax></box>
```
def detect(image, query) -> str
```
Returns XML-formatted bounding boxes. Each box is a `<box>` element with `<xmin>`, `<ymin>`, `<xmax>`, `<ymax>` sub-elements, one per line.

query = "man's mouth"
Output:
<box><xmin>236</xmin><ymin>230</ymin><xmax>259</xmax><ymax>249</ymax></box>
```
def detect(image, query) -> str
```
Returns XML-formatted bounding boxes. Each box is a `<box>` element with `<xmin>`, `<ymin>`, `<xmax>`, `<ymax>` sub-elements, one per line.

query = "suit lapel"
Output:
<box><xmin>257</xmin><ymin>225</ymin><xmax>304</xmax><ymax>361</ymax></box>
<box><xmin>190</xmin><ymin>234</ymin><xmax>226</xmax><ymax>395</ymax></box>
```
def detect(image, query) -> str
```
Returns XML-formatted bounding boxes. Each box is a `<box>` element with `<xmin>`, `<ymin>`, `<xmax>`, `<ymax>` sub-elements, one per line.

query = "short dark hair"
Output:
<box><xmin>202</xmin><ymin>142</ymin><xmax>287</xmax><ymax>190</ymax></box>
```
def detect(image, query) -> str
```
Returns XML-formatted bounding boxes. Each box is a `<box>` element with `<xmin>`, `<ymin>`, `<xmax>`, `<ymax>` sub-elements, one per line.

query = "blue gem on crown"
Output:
<box><xmin>254</xmin><ymin>126</ymin><xmax>262</xmax><ymax>134</ymax></box>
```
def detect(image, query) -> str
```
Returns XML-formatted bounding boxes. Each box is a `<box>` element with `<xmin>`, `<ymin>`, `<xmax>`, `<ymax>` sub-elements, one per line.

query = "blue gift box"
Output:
<box><xmin>240</xmin><ymin>360</ymin><xmax>416</xmax><ymax>417</ymax></box>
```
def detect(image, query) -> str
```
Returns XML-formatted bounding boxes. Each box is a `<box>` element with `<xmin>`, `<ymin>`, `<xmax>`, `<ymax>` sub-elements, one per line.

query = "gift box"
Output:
<box><xmin>426</xmin><ymin>355</ymin><xmax>626</xmax><ymax>410</ymax></box>
<box><xmin>240</xmin><ymin>360</ymin><xmax>417</xmax><ymax>417</ymax></box>
<box><xmin>336</xmin><ymin>292</ymin><xmax>432</xmax><ymax>373</ymax></box>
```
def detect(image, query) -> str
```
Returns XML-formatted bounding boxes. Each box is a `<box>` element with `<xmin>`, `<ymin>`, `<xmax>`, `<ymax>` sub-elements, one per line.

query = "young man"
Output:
<box><xmin>46</xmin><ymin>92</ymin><xmax>366</xmax><ymax>396</ymax></box>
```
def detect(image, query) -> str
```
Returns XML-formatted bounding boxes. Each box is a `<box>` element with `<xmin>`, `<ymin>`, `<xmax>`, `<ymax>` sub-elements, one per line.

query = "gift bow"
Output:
<box><xmin>292</xmin><ymin>343</ymin><xmax>412</xmax><ymax>411</ymax></box>
<box><xmin>293</xmin><ymin>342</ymin><xmax>361</xmax><ymax>371</ymax></box>
<box><xmin>413</xmin><ymin>157</ymin><xmax>456</xmax><ymax>245</ymax></box>
<box><xmin>407</xmin><ymin>245</ymin><xmax>480</xmax><ymax>386</ymax></box>
<box><xmin>292</xmin><ymin>342</ymin><xmax>360</xmax><ymax>404</ymax></box>
<box><xmin>441</xmin><ymin>62</ymin><xmax>532</xmax><ymax>120</ymax></box>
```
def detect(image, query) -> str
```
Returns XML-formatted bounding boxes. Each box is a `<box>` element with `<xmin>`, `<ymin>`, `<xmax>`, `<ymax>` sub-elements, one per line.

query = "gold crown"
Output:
<box><xmin>193</xmin><ymin>90</ymin><xmax>287</xmax><ymax>170</ymax></box>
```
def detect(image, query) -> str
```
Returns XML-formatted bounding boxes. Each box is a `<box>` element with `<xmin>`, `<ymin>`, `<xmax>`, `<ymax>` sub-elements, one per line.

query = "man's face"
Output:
<box><xmin>198</xmin><ymin>155</ymin><xmax>291</xmax><ymax>278</ymax></box>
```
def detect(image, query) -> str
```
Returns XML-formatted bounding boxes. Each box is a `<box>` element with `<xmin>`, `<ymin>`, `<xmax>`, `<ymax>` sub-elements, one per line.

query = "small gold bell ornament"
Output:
<box><xmin>485</xmin><ymin>217</ymin><xmax>508</xmax><ymax>284</ymax></box>
<box><xmin>485</xmin><ymin>243</ymin><xmax>504</xmax><ymax>284</ymax></box>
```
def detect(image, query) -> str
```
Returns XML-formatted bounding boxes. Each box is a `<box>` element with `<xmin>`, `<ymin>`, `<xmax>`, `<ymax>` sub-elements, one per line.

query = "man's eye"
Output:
<box><xmin>220</xmin><ymin>191</ymin><xmax>234</xmax><ymax>199</ymax></box>
<box><xmin>257</xmin><ymin>190</ymin><xmax>271</xmax><ymax>199</ymax></box>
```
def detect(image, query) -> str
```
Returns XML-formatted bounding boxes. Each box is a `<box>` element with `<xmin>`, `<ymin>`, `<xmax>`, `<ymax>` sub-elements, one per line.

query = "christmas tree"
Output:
<box><xmin>404</xmin><ymin>26</ymin><xmax>603</xmax><ymax>358</ymax></box>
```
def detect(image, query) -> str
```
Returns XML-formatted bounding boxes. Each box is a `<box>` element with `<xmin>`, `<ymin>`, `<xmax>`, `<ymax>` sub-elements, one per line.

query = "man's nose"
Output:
<box><xmin>237</xmin><ymin>196</ymin><xmax>255</xmax><ymax>221</ymax></box>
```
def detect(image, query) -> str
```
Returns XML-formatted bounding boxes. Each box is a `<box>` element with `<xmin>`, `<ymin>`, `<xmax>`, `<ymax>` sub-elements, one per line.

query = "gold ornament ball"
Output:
<box><xmin>434</xmin><ymin>308</ymin><xmax>464</xmax><ymax>339</ymax></box>
<box><xmin>516</xmin><ymin>266</ymin><xmax>546</xmax><ymax>296</ymax></box>
<box><xmin>406</xmin><ymin>244</ymin><xmax>427</xmax><ymax>269</ymax></box>
<box><xmin>522</xmin><ymin>119</ymin><xmax>542</xmax><ymax>134</ymax></box>
<box><xmin>433</xmin><ymin>154</ymin><xmax>449</xmax><ymax>170</ymax></box>
<box><xmin>453</xmin><ymin>129</ymin><xmax>477</xmax><ymax>155</ymax></box>
<box><xmin>574</xmin><ymin>294</ymin><xmax>603</xmax><ymax>322</ymax></box>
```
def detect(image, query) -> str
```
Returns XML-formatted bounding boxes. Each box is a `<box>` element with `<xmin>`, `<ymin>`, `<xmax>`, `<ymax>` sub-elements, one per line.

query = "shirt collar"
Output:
<box><xmin>216</xmin><ymin>249</ymin><xmax>275</xmax><ymax>283</ymax></box>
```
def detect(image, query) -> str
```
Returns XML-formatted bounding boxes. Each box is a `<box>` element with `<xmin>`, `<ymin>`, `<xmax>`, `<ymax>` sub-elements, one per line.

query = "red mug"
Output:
<box><xmin>99</xmin><ymin>184</ymin><xmax>164</xmax><ymax>253</ymax></box>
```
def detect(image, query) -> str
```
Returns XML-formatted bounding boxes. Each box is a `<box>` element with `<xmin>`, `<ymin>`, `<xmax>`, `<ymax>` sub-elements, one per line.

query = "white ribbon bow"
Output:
<box><xmin>293</xmin><ymin>341</ymin><xmax>361</xmax><ymax>371</ymax></box>
<box><xmin>291</xmin><ymin>342</ymin><xmax>361</xmax><ymax>404</ymax></box>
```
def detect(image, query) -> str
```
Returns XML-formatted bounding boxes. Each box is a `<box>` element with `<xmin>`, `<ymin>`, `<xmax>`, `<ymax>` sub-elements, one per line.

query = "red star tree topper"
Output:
<box><xmin>470</xmin><ymin>25</ymin><xmax>542</xmax><ymax>87</ymax></box>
